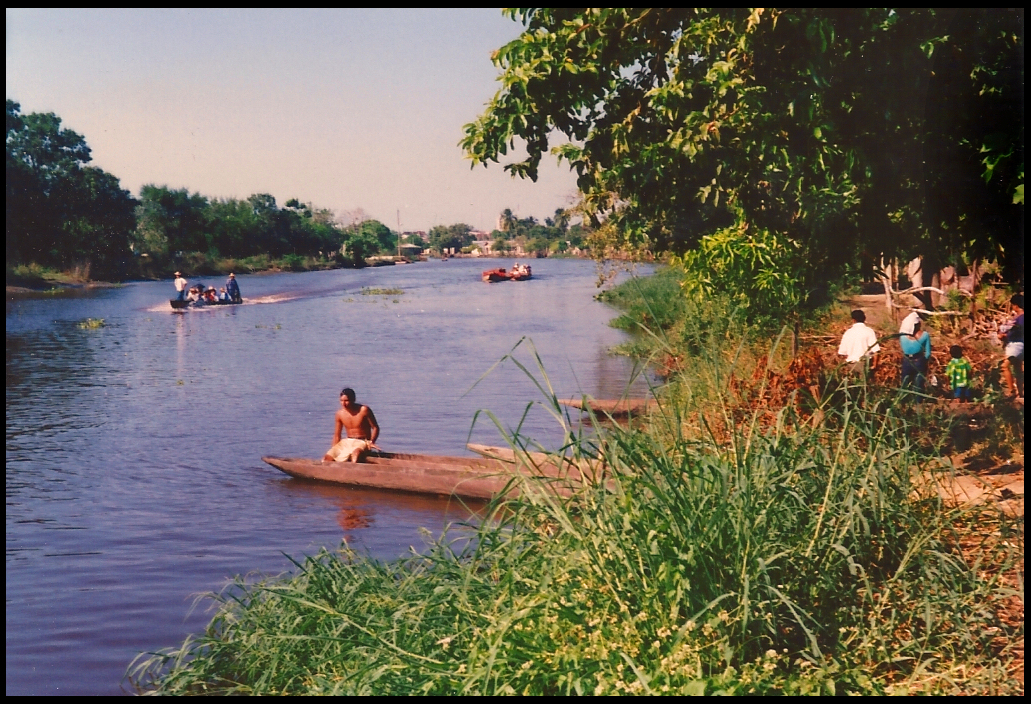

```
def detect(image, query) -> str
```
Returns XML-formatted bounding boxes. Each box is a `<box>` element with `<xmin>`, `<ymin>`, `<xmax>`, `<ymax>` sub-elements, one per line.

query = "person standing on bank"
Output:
<box><xmin>173</xmin><ymin>271</ymin><xmax>188</xmax><ymax>301</ymax></box>
<box><xmin>225</xmin><ymin>273</ymin><xmax>242</xmax><ymax>303</ymax></box>
<box><xmin>1001</xmin><ymin>293</ymin><xmax>1024</xmax><ymax>399</ymax></box>
<box><xmin>838</xmin><ymin>309</ymin><xmax>880</xmax><ymax>376</ymax></box>
<box><xmin>323</xmin><ymin>388</ymin><xmax>380</xmax><ymax>463</ymax></box>
<box><xmin>945</xmin><ymin>344</ymin><xmax>974</xmax><ymax>403</ymax></box>
<box><xmin>899</xmin><ymin>312</ymin><xmax>932</xmax><ymax>395</ymax></box>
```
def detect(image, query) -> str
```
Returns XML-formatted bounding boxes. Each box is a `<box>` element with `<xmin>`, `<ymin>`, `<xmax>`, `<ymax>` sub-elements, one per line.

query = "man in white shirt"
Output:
<box><xmin>173</xmin><ymin>272</ymin><xmax>188</xmax><ymax>301</ymax></box>
<box><xmin>838</xmin><ymin>309</ymin><xmax>880</xmax><ymax>374</ymax></box>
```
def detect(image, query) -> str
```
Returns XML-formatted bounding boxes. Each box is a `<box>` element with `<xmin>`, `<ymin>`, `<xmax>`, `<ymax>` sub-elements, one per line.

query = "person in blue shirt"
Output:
<box><xmin>899</xmin><ymin>315</ymin><xmax>932</xmax><ymax>395</ymax></box>
<box><xmin>225</xmin><ymin>273</ymin><xmax>242</xmax><ymax>303</ymax></box>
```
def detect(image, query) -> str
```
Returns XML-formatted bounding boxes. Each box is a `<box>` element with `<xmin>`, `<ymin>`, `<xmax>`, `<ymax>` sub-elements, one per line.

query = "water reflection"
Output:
<box><xmin>283</xmin><ymin>479</ymin><xmax>486</xmax><ymax>544</ymax></box>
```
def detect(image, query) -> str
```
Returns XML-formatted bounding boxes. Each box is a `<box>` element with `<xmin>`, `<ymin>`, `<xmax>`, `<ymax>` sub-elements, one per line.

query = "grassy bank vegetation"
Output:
<box><xmin>132</xmin><ymin>272</ymin><xmax>1022</xmax><ymax>695</ymax></box>
<box><xmin>149</xmin><ymin>252</ymin><xmax>347</xmax><ymax>278</ymax></box>
<box><xmin>6</xmin><ymin>254</ymin><xmax>347</xmax><ymax>290</ymax></box>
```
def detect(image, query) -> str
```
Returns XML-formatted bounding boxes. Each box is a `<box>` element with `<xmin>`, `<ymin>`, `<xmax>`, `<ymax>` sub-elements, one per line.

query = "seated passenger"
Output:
<box><xmin>218</xmin><ymin>287</ymin><xmax>232</xmax><ymax>303</ymax></box>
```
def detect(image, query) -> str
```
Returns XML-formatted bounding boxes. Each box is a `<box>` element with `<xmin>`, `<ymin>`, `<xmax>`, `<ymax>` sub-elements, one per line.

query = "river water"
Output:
<box><xmin>6</xmin><ymin>258</ymin><xmax>654</xmax><ymax>695</ymax></box>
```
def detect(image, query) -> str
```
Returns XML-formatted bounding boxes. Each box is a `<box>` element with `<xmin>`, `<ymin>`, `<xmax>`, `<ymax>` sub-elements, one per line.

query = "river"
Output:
<box><xmin>5</xmin><ymin>257</ymin><xmax>655</xmax><ymax>695</ymax></box>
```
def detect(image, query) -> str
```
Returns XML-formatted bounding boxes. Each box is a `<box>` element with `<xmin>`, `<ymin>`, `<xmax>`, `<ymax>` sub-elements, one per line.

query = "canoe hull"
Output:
<box><xmin>558</xmin><ymin>397</ymin><xmax>656</xmax><ymax>416</ymax></box>
<box><xmin>170</xmin><ymin>299</ymin><xmax>243</xmax><ymax>310</ymax></box>
<box><xmin>262</xmin><ymin>452</ymin><xmax>583</xmax><ymax>500</ymax></box>
<box><xmin>481</xmin><ymin>269</ymin><xmax>508</xmax><ymax>282</ymax></box>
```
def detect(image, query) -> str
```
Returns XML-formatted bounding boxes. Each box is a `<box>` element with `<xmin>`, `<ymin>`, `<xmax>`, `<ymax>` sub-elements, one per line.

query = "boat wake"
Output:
<box><xmin>247</xmin><ymin>293</ymin><xmax>302</xmax><ymax>305</ymax></box>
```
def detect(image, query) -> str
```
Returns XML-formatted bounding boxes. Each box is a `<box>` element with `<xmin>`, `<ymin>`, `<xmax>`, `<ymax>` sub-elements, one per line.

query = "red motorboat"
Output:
<box><xmin>482</xmin><ymin>268</ymin><xmax>508</xmax><ymax>282</ymax></box>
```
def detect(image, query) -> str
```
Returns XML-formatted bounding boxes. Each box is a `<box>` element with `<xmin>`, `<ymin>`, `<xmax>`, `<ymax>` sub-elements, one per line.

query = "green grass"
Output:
<box><xmin>596</xmin><ymin>266</ymin><xmax>688</xmax><ymax>334</ymax></box>
<box><xmin>360</xmin><ymin>287</ymin><xmax>405</xmax><ymax>296</ymax></box>
<box><xmin>130</xmin><ymin>332</ymin><xmax>1021</xmax><ymax>695</ymax></box>
<box><xmin>7</xmin><ymin>262</ymin><xmax>90</xmax><ymax>288</ymax></box>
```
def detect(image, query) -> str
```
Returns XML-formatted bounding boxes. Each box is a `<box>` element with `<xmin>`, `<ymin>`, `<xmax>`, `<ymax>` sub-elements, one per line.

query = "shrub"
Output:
<box><xmin>672</xmin><ymin>224</ymin><xmax>807</xmax><ymax>324</ymax></box>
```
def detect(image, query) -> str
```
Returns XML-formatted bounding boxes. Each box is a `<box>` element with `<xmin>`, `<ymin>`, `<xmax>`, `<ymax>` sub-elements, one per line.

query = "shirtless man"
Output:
<box><xmin>323</xmin><ymin>388</ymin><xmax>380</xmax><ymax>462</ymax></box>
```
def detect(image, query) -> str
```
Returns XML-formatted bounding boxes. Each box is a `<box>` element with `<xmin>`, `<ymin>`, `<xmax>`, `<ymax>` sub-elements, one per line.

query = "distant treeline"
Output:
<box><xmin>490</xmin><ymin>208</ymin><xmax>591</xmax><ymax>256</ymax></box>
<box><xmin>133</xmin><ymin>186</ymin><xmax>394</xmax><ymax>273</ymax></box>
<box><xmin>6</xmin><ymin>97</ymin><xmax>399</xmax><ymax>279</ymax></box>
<box><xmin>424</xmin><ymin>210</ymin><xmax>593</xmax><ymax>257</ymax></box>
<box><xmin>6</xmin><ymin>98</ymin><xmax>595</xmax><ymax>282</ymax></box>
<box><xmin>6</xmin><ymin>100</ymin><xmax>466</xmax><ymax>280</ymax></box>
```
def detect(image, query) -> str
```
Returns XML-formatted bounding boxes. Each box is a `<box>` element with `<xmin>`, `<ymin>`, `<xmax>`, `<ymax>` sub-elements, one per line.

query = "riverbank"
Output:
<box><xmin>132</xmin><ymin>268</ymin><xmax>1023</xmax><ymax>695</ymax></box>
<box><xmin>5</xmin><ymin>254</ymin><xmax>408</xmax><ymax>296</ymax></box>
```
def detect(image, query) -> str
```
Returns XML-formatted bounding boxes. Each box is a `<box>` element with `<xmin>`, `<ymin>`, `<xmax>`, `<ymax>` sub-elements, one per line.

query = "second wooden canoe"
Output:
<box><xmin>558</xmin><ymin>397</ymin><xmax>656</xmax><ymax>416</ymax></box>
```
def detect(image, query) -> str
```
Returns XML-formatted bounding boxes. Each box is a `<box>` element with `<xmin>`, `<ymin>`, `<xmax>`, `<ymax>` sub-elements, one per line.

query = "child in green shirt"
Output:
<box><xmin>945</xmin><ymin>345</ymin><xmax>973</xmax><ymax>402</ymax></box>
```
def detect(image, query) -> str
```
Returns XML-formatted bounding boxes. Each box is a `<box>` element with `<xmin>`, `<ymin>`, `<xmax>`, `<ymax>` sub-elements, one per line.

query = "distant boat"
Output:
<box><xmin>482</xmin><ymin>268</ymin><xmax>508</xmax><ymax>282</ymax></box>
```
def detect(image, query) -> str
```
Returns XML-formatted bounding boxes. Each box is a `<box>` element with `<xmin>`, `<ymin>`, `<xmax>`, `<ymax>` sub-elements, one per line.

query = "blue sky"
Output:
<box><xmin>6</xmin><ymin>8</ymin><xmax>579</xmax><ymax>232</ymax></box>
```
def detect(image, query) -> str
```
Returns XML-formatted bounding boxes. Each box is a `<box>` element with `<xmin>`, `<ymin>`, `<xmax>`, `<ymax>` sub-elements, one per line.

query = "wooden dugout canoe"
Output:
<box><xmin>262</xmin><ymin>449</ymin><xmax>595</xmax><ymax>501</ymax></box>
<box><xmin>558</xmin><ymin>397</ymin><xmax>656</xmax><ymax>416</ymax></box>
<box><xmin>170</xmin><ymin>298</ymin><xmax>242</xmax><ymax>310</ymax></box>
<box><xmin>466</xmin><ymin>443</ymin><xmax>606</xmax><ymax>476</ymax></box>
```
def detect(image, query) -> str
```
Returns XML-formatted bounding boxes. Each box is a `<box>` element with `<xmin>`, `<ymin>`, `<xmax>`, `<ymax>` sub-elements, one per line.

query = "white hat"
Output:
<box><xmin>899</xmin><ymin>311</ymin><xmax>921</xmax><ymax>335</ymax></box>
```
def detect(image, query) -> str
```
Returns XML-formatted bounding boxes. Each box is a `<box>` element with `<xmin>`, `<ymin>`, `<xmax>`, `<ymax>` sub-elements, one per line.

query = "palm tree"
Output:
<box><xmin>499</xmin><ymin>208</ymin><xmax>515</xmax><ymax>233</ymax></box>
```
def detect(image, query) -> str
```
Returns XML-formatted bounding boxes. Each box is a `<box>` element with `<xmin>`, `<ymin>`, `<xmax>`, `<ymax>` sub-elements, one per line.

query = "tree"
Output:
<box><xmin>492</xmin><ymin>235</ymin><xmax>511</xmax><ymax>254</ymax></box>
<box><xmin>499</xmin><ymin>208</ymin><xmax>516</xmax><ymax>232</ymax></box>
<box><xmin>552</xmin><ymin>207</ymin><xmax>570</xmax><ymax>232</ymax></box>
<box><xmin>339</xmin><ymin>219</ymin><xmax>394</xmax><ymax>256</ymax></box>
<box><xmin>62</xmin><ymin>166</ymin><xmax>137</xmax><ymax>271</ymax></box>
<box><xmin>136</xmin><ymin>185</ymin><xmax>210</xmax><ymax>257</ymax></box>
<box><xmin>340</xmin><ymin>228</ymin><xmax>380</xmax><ymax>267</ymax></box>
<box><xmin>7</xmin><ymin>100</ymin><xmax>136</xmax><ymax>276</ymax></box>
<box><xmin>428</xmin><ymin>223</ymin><xmax>475</xmax><ymax>253</ymax></box>
<box><xmin>462</xmin><ymin>9</ymin><xmax>1024</xmax><ymax>282</ymax></box>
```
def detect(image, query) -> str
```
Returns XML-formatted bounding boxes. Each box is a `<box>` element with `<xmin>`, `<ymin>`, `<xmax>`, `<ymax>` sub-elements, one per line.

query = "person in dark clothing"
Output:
<box><xmin>225</xmin><ymin>273</ymin><xmax>242</xmax><ymax>303</ymax></box>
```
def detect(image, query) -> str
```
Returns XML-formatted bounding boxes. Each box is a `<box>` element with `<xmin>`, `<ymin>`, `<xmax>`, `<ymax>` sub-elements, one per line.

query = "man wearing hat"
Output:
<box><xmin>225</xmin><ymin>273</ymin><xmax>242</xmax><ymax>303</ymax></box>
<box><xmin>173</xmin><ymin>271</ymin><xmax>188</xmax><ymax>301</ymax></box>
